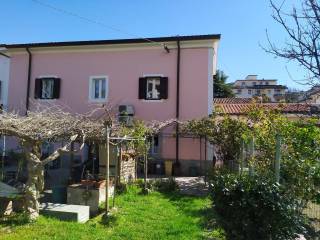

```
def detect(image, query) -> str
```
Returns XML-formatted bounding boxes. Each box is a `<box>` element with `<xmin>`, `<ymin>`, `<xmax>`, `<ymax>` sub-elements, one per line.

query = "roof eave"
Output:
<box><xmin>1</xmin><ymin>34</ymin><xmax>221</xmax><ymax>49</ymax></box>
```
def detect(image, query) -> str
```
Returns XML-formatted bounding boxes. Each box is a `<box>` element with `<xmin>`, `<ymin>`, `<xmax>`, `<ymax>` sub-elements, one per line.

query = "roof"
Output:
<box><xmin>235</xmin><ymin>79</ymin><xmax>277</xmax><ymax>82</ymax></box>
<box><xmin>233</xmin><ymin>85</ymin><xmax>287</xmax><ymax>89</ymax></box>
<box><xmin>213</xmin><ymin>98</ymin><xmax>253</xmax><ymax>104</ymax></box>
<box><xmin>214</xmin><ymin>99</ymin><xmax>312</xmax><ymax>115</ymax></box>
<box><xmin>0</xmin><ymin>34</ymin><xmax>221</xmax><ymax>49</ymax></box>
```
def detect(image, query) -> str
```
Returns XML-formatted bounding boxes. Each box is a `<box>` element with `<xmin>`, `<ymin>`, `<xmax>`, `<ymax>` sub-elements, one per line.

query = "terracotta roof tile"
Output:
<box><xmin>213</xmin><ymin>98</ymin><xmax>253</xmax><ymax>104</ymax></box>
<box><xmin>214</xmin><ymin>101</ymin><xmax>312</xmax><ymax>115</ymax></box>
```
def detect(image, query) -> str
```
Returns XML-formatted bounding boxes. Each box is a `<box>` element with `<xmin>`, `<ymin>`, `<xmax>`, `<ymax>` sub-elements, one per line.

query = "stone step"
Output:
<box><xmin>40</xmin><ymin>203</ymin><xmax>90</xmax><ymax>223</ymax></box>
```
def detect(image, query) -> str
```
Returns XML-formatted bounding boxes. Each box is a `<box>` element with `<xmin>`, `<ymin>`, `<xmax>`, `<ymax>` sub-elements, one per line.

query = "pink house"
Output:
<box><xmin>0</xmin><ymin>34</ymin><xmax>220</xmax><ymax>177</ymax></box>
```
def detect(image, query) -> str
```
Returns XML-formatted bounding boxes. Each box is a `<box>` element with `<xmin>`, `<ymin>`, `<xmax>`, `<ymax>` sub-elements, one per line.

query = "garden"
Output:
<box><xmin>1</xmin><ymin>103</ymin><xmax>320</xmax><ymax>239</ymax></box>
<box><xmin>185</xmin><ymin>103</ymin><xmax>320</xmax><ymax>239</ymax></box>
<box><xmin>0</xmin><ymin>182</ymin><xmax>225</xmax><ymax>240</ymax></box>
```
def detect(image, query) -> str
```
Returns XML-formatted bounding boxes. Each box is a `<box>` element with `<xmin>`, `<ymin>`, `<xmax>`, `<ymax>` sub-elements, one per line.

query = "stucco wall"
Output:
<box><xmin>8</xmin><ymin>48</ymin><xmax>211</xmax><ymax>121</ymax></box>
<box><xmin>7</xmin><ymin>44</ymin><xmax>217</xmax><ymax>175</ymax></box>
<box><xmin>0</xmin><ymin>55</ymin><xmax>10</xmax><ymax>109</ymax></box>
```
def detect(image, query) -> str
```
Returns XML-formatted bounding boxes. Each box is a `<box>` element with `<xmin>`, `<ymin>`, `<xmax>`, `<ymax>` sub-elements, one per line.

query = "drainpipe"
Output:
<box><xmin>175</xmin><ymin>40</ymin><xmax>181</xmax><ymax>165</ymax></box>
<box><xmin>26</xmin><ymin>48</ymin><xmax>32</xmax><ymax>114</ymax></box>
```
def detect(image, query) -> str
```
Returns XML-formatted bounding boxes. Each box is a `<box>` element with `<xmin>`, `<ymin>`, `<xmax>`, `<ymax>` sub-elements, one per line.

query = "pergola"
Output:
<box><xmin>0</xmin><ymin>107</ymin><xmax>178</xmax><ymax>219</ymax></box>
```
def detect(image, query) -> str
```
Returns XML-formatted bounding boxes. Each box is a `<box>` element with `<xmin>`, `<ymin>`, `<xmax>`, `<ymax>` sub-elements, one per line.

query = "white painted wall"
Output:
<box><xmin>0</xmin><ymin>55</ymin><xmax>10</xmax><ymax>110</ymax></box>
<box><xmin>0</xmin><ymin>55</ymin><xmax>10</xmax><ymax>158</ymax></box>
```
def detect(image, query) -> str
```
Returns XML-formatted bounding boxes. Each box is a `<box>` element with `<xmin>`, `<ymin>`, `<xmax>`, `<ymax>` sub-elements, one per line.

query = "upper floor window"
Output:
<box><xmin>252</xmin><ymin>82</ymin><xmax>256</xmax><ymax>86</ymax></box>
<box><xmin>265</xmin><ymin>82</ymin><xmax>269</xmax><ymax>85</ymax></box>
<box><xmin>89</xmin><ymin>76</ymin><xmax>108</xmax><ymax>102</ymax></box>
<box><xmin>147</xmin><ymin>78</ymin><xmax>160</xmax><ymax>99</ymax></box>
<box><xmin>248</xmin><ymin>89</ymin><xmax>252</xmax><ymax>95</ymax></box>
<box><xmin>241</xmin><ymin>82</ymin><xmax>245</xmax><ymax>86</ymax></box>
<box><xmin>237</xmin><ymin>89</ymin><xmax>242</xmax><ymax>94</ymax></box>
<box><xmin>139</xmin><ymin>76</ymin><xmax>168</xmax><ymax>100</ymax></box>
<box><xmin>34</xmin><ymin>77</ymin><xmax>60</xmax><ymax>99</ymax></box>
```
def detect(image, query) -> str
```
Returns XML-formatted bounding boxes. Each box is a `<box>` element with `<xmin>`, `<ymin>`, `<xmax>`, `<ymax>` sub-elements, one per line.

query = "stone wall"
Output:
<box><xmin>119</xmin><ymin>153</ymin><xmax>136</xmax><ymax>183</ymax></box>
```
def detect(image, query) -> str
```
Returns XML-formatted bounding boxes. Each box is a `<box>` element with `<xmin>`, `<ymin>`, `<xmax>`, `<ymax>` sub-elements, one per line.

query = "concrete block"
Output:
<box><xmin>67</xmin><ymin>184</ymin><xmax>114</xmax><ymax>215</ymax></box>
<box><xmin>40</xmin><ymin>203</ymin><xmax>89</xmax><ymax>223</ymax></box>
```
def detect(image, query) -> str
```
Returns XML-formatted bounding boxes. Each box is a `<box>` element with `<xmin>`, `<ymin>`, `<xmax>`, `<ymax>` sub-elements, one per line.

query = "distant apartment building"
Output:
<box><xmin>231</xmin><ymin>75</ymin><xmax>287</xmax><ymax>102</ymax></box>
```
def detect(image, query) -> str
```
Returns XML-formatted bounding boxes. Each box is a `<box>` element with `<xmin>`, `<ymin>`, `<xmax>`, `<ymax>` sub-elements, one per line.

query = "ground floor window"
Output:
<box><xmin>149</xmin><ymin>135</ymin><xmax>159</xmax><ymax>155</ymax></box>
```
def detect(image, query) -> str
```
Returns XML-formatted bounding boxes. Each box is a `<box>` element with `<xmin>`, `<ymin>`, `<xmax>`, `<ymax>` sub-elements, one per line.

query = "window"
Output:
<box><xmin>256</xmin><ymin>89</ymin><xmax>261</xmax><ymax>95</ymax></box>
<box><xmin>139</xmin><ymin>76</ymin><xmax>168</xmax><ymax>100</ymax></box>
<box><xmin>268</xmin><ymin>90</ymin><xmax>272</xmax><ymax>94</ymax></box>
<box><xmin>147</xmin><ymin>78</ymin><xmax>161</xmax><ymax>100</ymax></box>
<box><xmin>265</xmin><ymin>82</ymin><xmax>269</xmax><ymax>85</ymax></box>
<box><xmin>253</xmin><ymin>82</ymin><xmax>256</xmax><ymax>86</ymax></box>
<box><xmin>34</xmin><ymin>77</ymin><xmax>61</xmax><ymax>99</ymax></box>
<box><xmin>149</xmin><ymin>135</ymin><xmax>159</xmax><ymax>154</ymax></box>
<box><xmin>248</xmin><ymin>89</ymin><xmax>252</xmax><ymax>95</ymax></box>
<box><xmin>89</xmin><ymin>76</ymin><xmax>108</xmax><ymax>101</ymax></box>
<box><xmin>42</xmin><ymin>79</ymin><xmax>54</xmax><ymax>99</ymax></box>
<box><xmin>241</xmin><ymin>82</ymin><xmax>245</xmax><ymax>86</ymax></box>
<box><xmin>237</xmin><ymin>89</ymin><xmax>242</xmax><ymax>94</ymax></box>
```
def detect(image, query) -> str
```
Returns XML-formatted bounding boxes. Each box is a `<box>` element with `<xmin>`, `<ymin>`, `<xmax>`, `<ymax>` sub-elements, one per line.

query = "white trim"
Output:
<box><xmin>0</xmin><ymin>56</ymin><xmax>10</xmax><ymax>110</ymax></box>
<box><xmin>7</xmin><ymin>39</ymin><xmax>219</xmax><ymax>55</ymax></box>
<box><xmin>88</xmin><ymin>75</ymin><xmax>108</xmax><ymax>102</ymax></box>
<box><xmin>141</xmin><ymin>99</ymin><xmax>164</xmax><ymax>103</ymax></box>
<box><xmin>143</xmin><ymin>74</ymin><xmax>164</xmax><ymax>77</ymax></box>
<box><xmin>208</xmin><ymin>48</ymin><xmax>214</xmax><ymax>115</ymax></box>
<box><xmin>37</xmin><ymin>75</ymin><xmax>58</xmax><ymax>78</ymax></box>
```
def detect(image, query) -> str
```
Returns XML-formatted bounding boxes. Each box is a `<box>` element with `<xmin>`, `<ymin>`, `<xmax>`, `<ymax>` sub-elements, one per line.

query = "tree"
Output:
<box><xmin>213</xmin><ymin>70</ymin><xmax>234</xmax><ymax>98</ymax></box>
<box><xmin>266</xmin><ymin>0</ymin><xmax>320</xmax><ymax>85</ymax></box>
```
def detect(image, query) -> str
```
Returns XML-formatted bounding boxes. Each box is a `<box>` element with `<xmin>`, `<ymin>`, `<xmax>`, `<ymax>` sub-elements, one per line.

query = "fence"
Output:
<box><xmin>304</xmin><ymin>202</ymin><xmax>320</xmax><ymax>232</ymax></box>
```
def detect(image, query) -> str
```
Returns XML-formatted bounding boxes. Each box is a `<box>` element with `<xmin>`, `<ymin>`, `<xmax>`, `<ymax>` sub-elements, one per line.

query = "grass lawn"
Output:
<box><xmin>0</xmin><ymin>186</ymin><xmax>224</xmax><ymax>240</ymax></box>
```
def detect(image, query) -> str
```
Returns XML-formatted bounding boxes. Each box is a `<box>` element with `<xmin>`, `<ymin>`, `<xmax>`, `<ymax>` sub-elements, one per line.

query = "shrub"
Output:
<box><xmin>153</xmin><ymin>177</ymin><xmax>179</xmax><ymax>193</ymax></box>
<box><xmin>136</xmin><ymin>177</ymin><xmax>179</xmax><ymax>193</ymax></box>
<box><xmin>210</xmin><ymin>173</ymin><xmax>306</xmax><ymax>240</ymax></box>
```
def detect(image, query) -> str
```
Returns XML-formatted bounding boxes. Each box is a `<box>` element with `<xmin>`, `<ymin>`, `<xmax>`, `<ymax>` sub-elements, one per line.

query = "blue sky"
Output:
<box><xmin>1</xmin><ymin>0</ymin><xmax>309</xmax><ymax>90</ymax></box>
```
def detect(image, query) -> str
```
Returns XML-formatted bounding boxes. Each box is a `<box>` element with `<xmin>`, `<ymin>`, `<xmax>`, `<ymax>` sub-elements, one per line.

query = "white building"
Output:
<box><xmin>232</xmin><ymin>75</ymin><xmax>287</xmax><ymax>102</ymax></box>
<box><xmin>0</xmin><ymin>54</ymin><xmax>10</xmax><ymax>110</ymax></box>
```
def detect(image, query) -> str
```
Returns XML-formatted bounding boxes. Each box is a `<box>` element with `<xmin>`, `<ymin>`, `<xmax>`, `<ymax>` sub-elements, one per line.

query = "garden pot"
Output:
<box><xmin>164</xmin><ymin>160</ymin><xmax>173</xmax><ymax>176</ymax></box>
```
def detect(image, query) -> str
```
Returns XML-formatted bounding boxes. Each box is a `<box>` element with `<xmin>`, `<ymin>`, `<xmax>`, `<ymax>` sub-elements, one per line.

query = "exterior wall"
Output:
<box><xmin>232</xmin><ymin>79</ymin><xmax>286</xmax><ymax>102</ymax></box>
<box><xmin>0</xmin><ymin>56</ymin><xmax>10</xmax><ymax>159</ymax></box>
<box><xmin>0</xmin><ymin>55</ymin><xmax>10</xmax><ymax>110</ymax></box>
<box><xmin>6</xmin><ymin>41</ymin><xmax>218</xmax><ymax>176</ymax></box>
<box><xmin>233</xmin><ymin>88</ymin><xmax>286</xmax><ymax>102</ymax></box>
<box><xmin>8</xmin><ymin>47</ymin><xmax>211</xmax><ymax>121</ymax></box>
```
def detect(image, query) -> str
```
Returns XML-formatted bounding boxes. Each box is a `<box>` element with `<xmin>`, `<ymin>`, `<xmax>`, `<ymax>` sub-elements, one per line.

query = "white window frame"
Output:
<box><xmin>142</xmin><ymin>74</ymin><xmax>164</xmax><ymax>102</ymax></box>
<box><xmin>89</xmin><ymin>76</ymin><xmax>108</xmax><ymax>102</ymax></box>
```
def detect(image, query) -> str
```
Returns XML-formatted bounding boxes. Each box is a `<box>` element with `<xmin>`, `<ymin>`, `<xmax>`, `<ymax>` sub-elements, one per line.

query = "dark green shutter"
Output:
<box><xmin>34</xmin><ymin>78</ymin><xmax>42</xmax><ymax>99</ymax></box>
<box><xmin>160</xmin><ymin>77</ymin><xmax>168</xmax><ymax>99</ymax></box>
<box><xmin>139</xmin><ymin>77</ymin><xmax>147</xmax><ymax>99</ymax></box>
<box><xmin>53</xmin><ymin>78</ymin><xmax>61</xmax><ymax>99</ymax></box>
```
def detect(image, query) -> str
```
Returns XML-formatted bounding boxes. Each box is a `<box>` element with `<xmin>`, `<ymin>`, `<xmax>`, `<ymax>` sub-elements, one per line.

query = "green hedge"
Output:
<box><xmin>210</xmin><ymin>173</ymin><xmax>306</xmax><ymax>240</ymax></box>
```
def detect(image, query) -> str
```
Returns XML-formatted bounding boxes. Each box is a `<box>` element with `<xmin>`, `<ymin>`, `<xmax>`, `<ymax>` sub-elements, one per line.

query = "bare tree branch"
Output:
<box><xmin>264</xmin><ymin>0</ymin><xmax>320</xmax><ymax>85</ymax></box>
